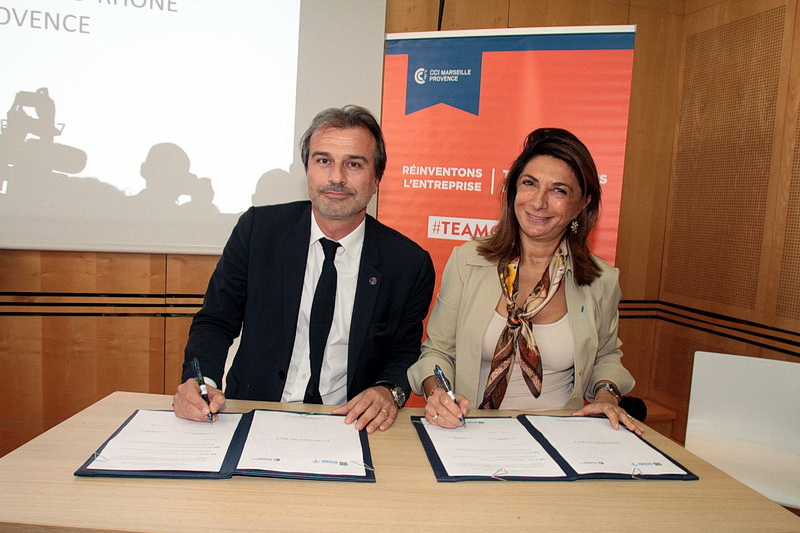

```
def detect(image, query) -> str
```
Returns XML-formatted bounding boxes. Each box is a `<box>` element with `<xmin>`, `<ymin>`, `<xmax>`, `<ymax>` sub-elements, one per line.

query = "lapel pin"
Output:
<box><xmin>369</xmin><ymin>277</ymin><xmax>377</xmax><ymax>285</ymax></box>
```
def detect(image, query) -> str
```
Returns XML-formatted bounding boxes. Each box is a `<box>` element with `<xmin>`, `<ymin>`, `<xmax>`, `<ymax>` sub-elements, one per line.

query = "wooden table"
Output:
<box><xmin>0</xmin><ymin>391</ymin><xmax>797</xmax><ymax>532</ymax></box>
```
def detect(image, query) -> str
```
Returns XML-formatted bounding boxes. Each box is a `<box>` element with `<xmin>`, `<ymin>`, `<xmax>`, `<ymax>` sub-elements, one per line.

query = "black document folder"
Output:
<box><xmin>75</xmin><ymin>409</ymin><xmax>375</xmax><ymax>482</ymax></box>
<box><xmin>412</xmin><ymin>414</ymin><xmax>697</xmax><ymax>482</ymax></box>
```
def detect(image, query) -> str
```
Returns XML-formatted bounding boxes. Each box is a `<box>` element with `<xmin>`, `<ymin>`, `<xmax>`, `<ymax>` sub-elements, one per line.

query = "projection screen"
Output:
<box><xmin>0</xmin><ymin>0</ymin><xmax>386</xmax><ymax>253</ymax></box>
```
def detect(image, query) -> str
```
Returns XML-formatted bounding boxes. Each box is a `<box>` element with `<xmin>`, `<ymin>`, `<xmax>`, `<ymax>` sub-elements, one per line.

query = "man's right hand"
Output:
<box><xmin>173</xmin><ymin>378</ymin><xmax>226</xmax><ymax>422</ymax></box>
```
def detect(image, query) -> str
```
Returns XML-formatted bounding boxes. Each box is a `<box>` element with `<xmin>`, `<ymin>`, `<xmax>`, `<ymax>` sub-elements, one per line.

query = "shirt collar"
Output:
<box><xmin>309</xmin><ymin>214</ymin><xmax>366</xmax><ymax>260</ymax></box>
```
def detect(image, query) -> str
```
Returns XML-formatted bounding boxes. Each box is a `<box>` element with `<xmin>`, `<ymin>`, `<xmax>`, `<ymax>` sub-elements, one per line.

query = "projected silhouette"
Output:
<box><xmin>0</xmin><ymin>87</ymin><xmax>125</xmax><ymax>217</ymax></box>
<box><xmin>134</xmin><ymin>143</ymin><xmax>219</xmax><ymax>214</ymax></box>
<box><xmin>0</xmin><ymin>87</ymin><xmax>87</xmax><ymax>180</ymax></box>
<box><xmin>0</xmin><ymin>87</ymin><xmax>305</xmax><ymax>249</ymax></box>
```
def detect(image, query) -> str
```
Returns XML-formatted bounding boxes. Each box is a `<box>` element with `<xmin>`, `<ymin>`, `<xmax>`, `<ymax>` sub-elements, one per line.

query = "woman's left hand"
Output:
<box><xmin>571</xmin><ymin>391</ymin><xmax>644</xmax><ymax>435</ymax></box>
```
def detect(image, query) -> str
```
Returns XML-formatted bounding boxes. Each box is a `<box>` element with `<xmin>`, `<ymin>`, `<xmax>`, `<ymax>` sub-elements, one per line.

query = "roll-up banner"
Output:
<box><xmin>379</xmin><ymin>26</ymin><xmax>636</xmax><ymax>289</ymax></box>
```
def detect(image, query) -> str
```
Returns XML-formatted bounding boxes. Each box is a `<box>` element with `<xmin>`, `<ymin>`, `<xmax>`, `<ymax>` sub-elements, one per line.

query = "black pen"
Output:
<box><xmin>190</xmin><ymin>357</ymin><xmax>214</xmax><ymax>423</ymax></box>
<box><xmin>433</xmin><ymin>365</ymin><xmax>466</xmax><ymax>428</ymax></box>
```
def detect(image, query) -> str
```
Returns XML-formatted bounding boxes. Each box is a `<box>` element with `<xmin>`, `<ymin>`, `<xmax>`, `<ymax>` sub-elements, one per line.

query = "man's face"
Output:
<box><xmin>306</xmin><ymin>125</ymin><xmax>378</xmax><ymax>223</ymax></box>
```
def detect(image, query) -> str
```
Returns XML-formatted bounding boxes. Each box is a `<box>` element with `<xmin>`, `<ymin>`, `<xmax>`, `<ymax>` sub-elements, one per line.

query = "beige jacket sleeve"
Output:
<box><xmin>566</xmin><ymin>259</ymin><xmax>635</xmax><ymax>406</ymax></box>
<box><xmin>407</xmin><ymin>240</ymin><xmax>496</xmax><ymax>401</ymax></box>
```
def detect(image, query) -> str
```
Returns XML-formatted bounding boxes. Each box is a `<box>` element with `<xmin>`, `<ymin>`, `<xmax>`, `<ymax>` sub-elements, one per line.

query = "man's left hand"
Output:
<box><xmin>331</xmin><ymin>386</ymin><xmax>398</xmax><ymax>433</ymax></box>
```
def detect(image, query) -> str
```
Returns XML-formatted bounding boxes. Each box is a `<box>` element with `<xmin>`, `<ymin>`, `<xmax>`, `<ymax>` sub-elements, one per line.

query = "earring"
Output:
<box><xmin>570</xmin><ymin>220</ymin><xmax>579</xmax><ymax>234</ymax></box>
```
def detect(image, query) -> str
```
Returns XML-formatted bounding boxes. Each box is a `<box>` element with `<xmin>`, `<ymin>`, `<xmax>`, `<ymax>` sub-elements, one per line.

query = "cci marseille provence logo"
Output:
<box><xmin>387</xmin><ymin>37</ymin><xmax>483</xmax><ymax>115</ymax></box>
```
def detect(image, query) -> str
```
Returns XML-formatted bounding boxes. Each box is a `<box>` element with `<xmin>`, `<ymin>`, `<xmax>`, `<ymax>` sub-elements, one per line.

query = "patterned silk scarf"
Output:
<box><xmin>480</xmin><ymin>241</ymin><xmax>568</xmax><ymax>409</ymax></box>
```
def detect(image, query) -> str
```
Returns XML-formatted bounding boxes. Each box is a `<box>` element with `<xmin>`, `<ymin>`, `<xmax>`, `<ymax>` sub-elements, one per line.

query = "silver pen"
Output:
<box><xmin>433</xmin><ymin>365</ymin><xmax>466</xmax><ymax>428</ymax></box>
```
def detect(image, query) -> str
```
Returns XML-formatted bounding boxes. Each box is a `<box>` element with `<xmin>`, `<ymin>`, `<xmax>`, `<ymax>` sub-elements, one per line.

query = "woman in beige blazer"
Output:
<box><xmin>408</xmin><ymin>128</ymin><xmax>640</xmax><ymax>434</ymax></box>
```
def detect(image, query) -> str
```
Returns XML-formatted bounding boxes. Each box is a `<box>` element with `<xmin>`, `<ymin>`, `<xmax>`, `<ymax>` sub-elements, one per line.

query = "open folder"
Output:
<box><xmin>412</xmin><ymin>414</ymin><xmax>698</xmax><ymax>482</ymax></box>
<box><xmin>75</xmin><ymin>409</ymin><xmax>375</xmax><ymax>482</ymax></box>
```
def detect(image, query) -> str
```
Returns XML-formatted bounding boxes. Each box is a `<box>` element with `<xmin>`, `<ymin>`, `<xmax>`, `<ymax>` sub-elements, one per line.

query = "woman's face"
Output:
<box><xmin>514</xmin><ymin>155</ymin><xmax>590</xmax><ymax>245</ymax></box>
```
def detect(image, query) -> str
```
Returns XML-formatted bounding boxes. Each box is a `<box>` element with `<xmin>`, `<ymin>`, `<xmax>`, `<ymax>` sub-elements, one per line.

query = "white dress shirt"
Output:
<box><xmin>280</xmin><ymin>215</ymin><xmax>365</xmax><ymax>404</ymax></box>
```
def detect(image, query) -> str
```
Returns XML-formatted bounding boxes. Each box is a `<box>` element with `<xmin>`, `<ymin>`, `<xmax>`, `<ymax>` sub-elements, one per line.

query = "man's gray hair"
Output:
<box><xmin>299</xmin><ymin>105</ymin><xmax>387</xmax><ymax>181</ymax></box>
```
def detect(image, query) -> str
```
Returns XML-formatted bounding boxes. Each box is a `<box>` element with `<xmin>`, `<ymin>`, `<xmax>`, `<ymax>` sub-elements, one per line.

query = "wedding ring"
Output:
<box><xmin>626</xmin><ymin>413</ymin><xmax>634</xmax><ymax>419</ymax></box>
<box><xmin>380</xmin><ymin>409</ymin><xmax>388</xmax><ymax>415</ymax></box>
<box><xmin>432</xmin><ymin>413</ymin><xmax>439</xmax><ymax>422</ymax></box>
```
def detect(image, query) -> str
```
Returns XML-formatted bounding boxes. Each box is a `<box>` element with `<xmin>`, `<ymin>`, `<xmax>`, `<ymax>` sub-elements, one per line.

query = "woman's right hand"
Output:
<box><xmin>423</xmin><ymin>375</ymin><xmax>471</xmax><ymax>428</ymax></box>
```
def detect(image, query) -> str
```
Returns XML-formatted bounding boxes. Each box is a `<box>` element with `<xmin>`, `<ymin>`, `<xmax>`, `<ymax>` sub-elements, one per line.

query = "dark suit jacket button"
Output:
<box><xmin>278</xmin><ymin>370</ymin><xmax>286</xmax><ymax>381</ymax></box>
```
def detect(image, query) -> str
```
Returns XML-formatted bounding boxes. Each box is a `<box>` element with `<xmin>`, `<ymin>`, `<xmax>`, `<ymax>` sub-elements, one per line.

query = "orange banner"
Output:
<box><xmin>379</xmin><ymin>27</ymin><xmax>635</xmax><ymax>276</ymax></box>
<box><xmin>378</xmin><ymin>27</ymin><xmax>636</xmax><ymax>406</ymax></box>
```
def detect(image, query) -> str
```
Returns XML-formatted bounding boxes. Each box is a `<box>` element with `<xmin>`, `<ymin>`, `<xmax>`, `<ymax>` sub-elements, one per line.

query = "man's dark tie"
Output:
<box><xmin>305</xmin><ymin>238</ymin><xmax>340</xmax><ymax>404</ymax></box>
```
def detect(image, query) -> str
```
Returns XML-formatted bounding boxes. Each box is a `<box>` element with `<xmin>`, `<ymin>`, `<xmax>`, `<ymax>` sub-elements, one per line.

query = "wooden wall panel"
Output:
<box><xmin>165</xmin><ymin>254</ymin><xmax>218</xmax><ymax>295</ymax></box>
<box><xmin>684</xmin><ymin>0</ymin><xmax>719</xmax><ymax>14</ymax></box>
<box><xmin>615</xmin><ymin>5</ymin><xmax>684</xmax><ymax>301</ymax></box>
<box><xmin>439</xmin><ymin>0</ymin><xmax>509</xmax><ymax>29</ymax></box>
<box><xmin>0</xmin><ymin>249</ymin><xmax>165</xmax><ymax>294</ymax></box>
<box><xmin>776</xmin><ymin>98</ymin><xmax>800</xmax><ymax>323</ymax></box>
<box><xmin>0</xmin><ymin>316</ymin><xmax>44</xmax><ymax>455</ymax></box>
<box><xmin>385</xmin><ymin>0</ymin><xmax>442</xmax><ymax>32</ymax></box>
<box><xmin>663</xmin><ymin>1</ymin><xmax>793</xmax><ymax>320</ymax></box>
<box><xmin>631</xmin><ymin>0</ymin><xmax>684</xmax><ymax>13</ymax></box>
<box><xmin>165</xmin><ymin>317</ymin><xmax>193</xmax><ymax>393</ymax></box>
<box><xmin>39</xmin><ymin>316</ymin><xmax>165</xmax><ymax>405</ymax></box>
<box><xmin>509</xmin><ymin>0</ymin><xmax>629</xmax><ymax>26</ymax></box>
<box><xmin>684</xmin><ymin>0</ymin><xmax>784</xmax><ymax>22</ymax></box>
<box><xmin>0</xmin><ymin>315</ymin><xmax>164</xmax><ymax>455</ymax></box>
<box><xmin>163</xmin><ymin>254</ymin><xmax>217</xmax><ymax>392</ymax></box>
<box><xmin>649</xmin><ymin>321</ymin><xmax>697</xmax><ymax>444</ymax></box>
<box><xmin>386</xmin><ymin>0</ymin><xmax>509</xmax><ymax>32</ymax></box>
<box><xmin>774</xmin><ymin>4</ymin><xmax>800</xmax><ymax>329</ymax></box>
<box><xmin>618</xmin><ymin>317</ymin><xmax>656</xmax><ymax>398</ymax></box>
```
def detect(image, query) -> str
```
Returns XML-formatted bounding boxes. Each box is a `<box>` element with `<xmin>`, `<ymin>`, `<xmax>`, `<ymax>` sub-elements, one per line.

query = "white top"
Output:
<box><xmin>280</xmin><ymin>215</ymin><xmax>365</xmax><ymax>404</ymax></box>
<box><xmin>479</xmin><ymin>311</ymin><xmax>575</xmax><ymax>410</ymax></box>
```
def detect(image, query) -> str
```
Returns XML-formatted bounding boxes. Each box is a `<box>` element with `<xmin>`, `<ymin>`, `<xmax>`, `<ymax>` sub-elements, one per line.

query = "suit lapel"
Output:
<box><xmin>565</xmin><ymin>273</ymin><xmax>593</xmax><ymax>395</ymax></box>
<box><xmin>347</xmin><ymin>216</ymin><xmax>380</xmax><ymax>388</ymax></box>
<box><xmin>281</xmin><ymin>205</ymin><xmax>313</xmax><ymax>359</ymax></box>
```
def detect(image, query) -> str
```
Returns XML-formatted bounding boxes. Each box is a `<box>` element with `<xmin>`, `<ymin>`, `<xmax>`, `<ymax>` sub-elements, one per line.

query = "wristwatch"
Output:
<box><xmin>593</xmin><ymin>381</ymin><xmax>621</xmax><ymax>402</ymax></box>
<box><xmin>374</xmin><ymin>381</ymin><xmax>406</xmax><ymax>408</ymax></box>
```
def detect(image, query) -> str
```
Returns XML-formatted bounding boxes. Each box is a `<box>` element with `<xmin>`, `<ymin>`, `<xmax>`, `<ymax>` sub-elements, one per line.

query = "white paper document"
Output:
<box><xmin>86</xmin><ymin>410</ymin><xmax>242</xmax><ymax>472</ymax></box>
<box><xmin>237</xmin><ymin>411</ymin><xmax>368</xmax><ymax>477</ymax></box>
<box><xmin>77</xmin><ymin>409</ymin><xmax>374</xmax><ymax>482</ymax></box>
<box><xmin>523</xmin><ymin>415</ymin><xmax>688</xmax><ymax>476</ymax></box>
<box><xmin>419</xmin><ymin>417</ymin><xmax>568</xmax><ymax>478</ymax></box>
<box><xmin>414</xmin><ymin>415</ymin><xmax>695</xmax><ymax>481</ymax></box>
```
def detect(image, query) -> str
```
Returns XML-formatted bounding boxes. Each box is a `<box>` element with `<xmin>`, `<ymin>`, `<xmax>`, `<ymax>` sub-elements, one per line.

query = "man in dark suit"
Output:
<box><xmin>172</xmin><ymin>106</ymin><xmax>435</xmax><ymax>433</ymax></box>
